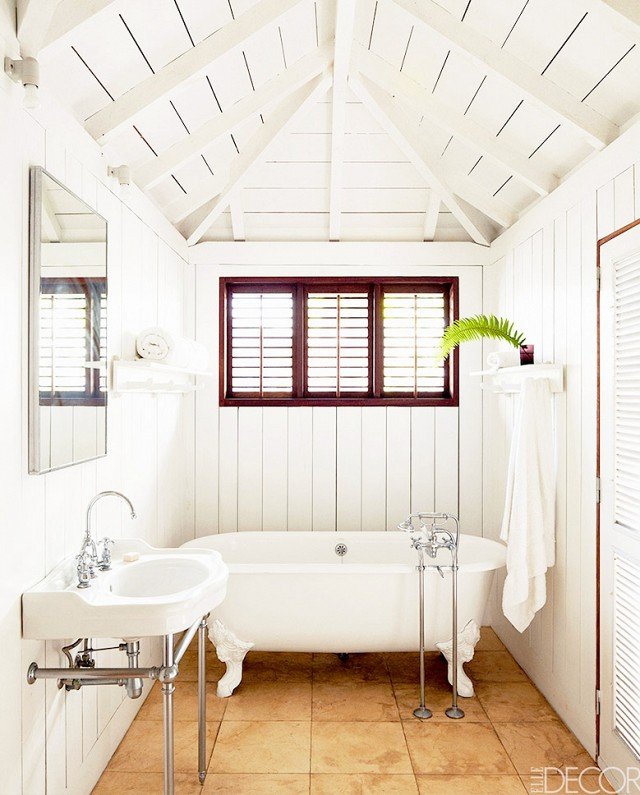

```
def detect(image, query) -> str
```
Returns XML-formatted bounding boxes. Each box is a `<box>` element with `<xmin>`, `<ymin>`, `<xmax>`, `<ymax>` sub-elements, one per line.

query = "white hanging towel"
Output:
<box><xmin>500</xmin><ymin>377</ymin><xmax>555</xmax><ymax>632</ymax></box>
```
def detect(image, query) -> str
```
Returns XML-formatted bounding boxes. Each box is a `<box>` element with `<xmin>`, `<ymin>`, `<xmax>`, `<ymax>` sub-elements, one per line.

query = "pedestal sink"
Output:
<box><xmin>22</xmin><ymin>539</ymin><xmax>228</xmax><ymax>640</ymax></box>
<box><xmin>24</xmin><ymin>538</ymin><xmax>229</xmax><ymax>795</ymax></box>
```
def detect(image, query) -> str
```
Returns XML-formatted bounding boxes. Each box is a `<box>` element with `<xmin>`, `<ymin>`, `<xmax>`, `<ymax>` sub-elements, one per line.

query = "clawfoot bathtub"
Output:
<box><xmin>182</xmin><ymin>531</ymin><xmax>505</xmax><ymax>697</ymax></box>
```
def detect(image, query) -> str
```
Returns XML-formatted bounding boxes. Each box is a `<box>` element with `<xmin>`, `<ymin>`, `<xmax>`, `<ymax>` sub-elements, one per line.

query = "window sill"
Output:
<box><xmin>220</xmin><ymin>396</ymin><xmax>458</xmax><ymax>408</ymax></box>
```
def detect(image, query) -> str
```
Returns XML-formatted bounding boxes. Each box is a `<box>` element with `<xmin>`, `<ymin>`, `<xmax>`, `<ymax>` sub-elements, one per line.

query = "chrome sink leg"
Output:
<box><xmin>198</xmin><ymin>615</ymin><xmax>208</xmax><ymax>784</ymax></box>
<box><xmin>413</xmin><ymin>546</ymin><xmax>432</xmax><ymax>720</ymax></box>
<box><xmin>162</xmin><ymin>634</ymin><xmax>175</xmax><ymax>795</ymax></box>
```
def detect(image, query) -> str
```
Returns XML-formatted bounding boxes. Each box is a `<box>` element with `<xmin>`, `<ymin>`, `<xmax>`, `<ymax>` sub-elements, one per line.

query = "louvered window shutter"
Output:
<box><xmin>306</xmin><ymin>290</ymin><xmax>370</xmax><ymax>396</ymax></box>
<box><xmin>613</xmin><ymin>554</ymin><xmax>640</xmax><ymax>759</ymax></box>
<box><xmin>39</xmin><ymin>278</ymin><xmax>106</xmax><ymax>404</ymax></box>
<box><xmin>229</xmin><ymin>290</ymin><xmax>294</xmax><ymax>396</ymax></box>
<box><xmin>382</xmin><ymin>289</ymin><xmax>448</xmax><ymax>397</ymax></box>
<box><xmin>614</xmin><ymin>256</ymin><xmax>640</xmax><ymax>531</ymax></box>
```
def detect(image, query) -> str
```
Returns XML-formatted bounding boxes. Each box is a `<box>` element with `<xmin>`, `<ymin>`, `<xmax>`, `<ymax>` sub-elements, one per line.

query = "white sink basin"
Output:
<box><xmin>22</xmin><ymin>539</ymin><xmax>228</xmax><ymax>640</ymax></box>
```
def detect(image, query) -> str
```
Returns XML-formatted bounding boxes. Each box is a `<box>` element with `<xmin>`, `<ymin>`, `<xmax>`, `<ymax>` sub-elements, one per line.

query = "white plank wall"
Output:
<box><xmin>194</xmin><ymin>263</ymin><xmax>484</xmax><ymax>537</ymax></box>
<box><xmin>0</xmin><ymin>75</ymin><xmax>195</xmax><ymax>794</ymax></box>
<box><xmin>483</xmin><ymin>158</ymin><xmax>640</xmax><ymax>757</ymax></box>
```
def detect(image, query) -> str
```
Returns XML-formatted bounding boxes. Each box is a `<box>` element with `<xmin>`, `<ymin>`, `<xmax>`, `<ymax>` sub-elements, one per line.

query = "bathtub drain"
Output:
<box><xmin>334</xmin><ymin>543</ymin><xmax>348</xmax><ymax>557</ymax></box>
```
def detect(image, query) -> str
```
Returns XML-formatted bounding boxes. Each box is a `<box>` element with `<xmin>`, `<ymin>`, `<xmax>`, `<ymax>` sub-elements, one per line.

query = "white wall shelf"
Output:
<box><xmin>110</xmin><ymin>357</ymin><xmax>213</xmax><ymax>395</ymax></box>
<box><xmin>472</xmin><ymin>363</ymin><xmax>564</xmax><ymax>394</ymax></box>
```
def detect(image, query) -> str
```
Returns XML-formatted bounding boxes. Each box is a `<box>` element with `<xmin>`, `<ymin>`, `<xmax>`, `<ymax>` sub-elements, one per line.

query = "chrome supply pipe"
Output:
<box><xmin>173</xmin><ymin>617</ymin><xmax>202</xmax><ymax>663</ymax></box>
<box><xmin>445</xmin><ymin>516</ymin><xmax>464</xmax><ymax>720</ymax></box>
<box><xmin>27</xmin><ymin>664</ymin><xmax>160</xmax><ymax>682</ymax></box>
<box><xmin>413</xmin><ymin>544</ymin><xmax>432</xmax><ymax>720</ymax></box>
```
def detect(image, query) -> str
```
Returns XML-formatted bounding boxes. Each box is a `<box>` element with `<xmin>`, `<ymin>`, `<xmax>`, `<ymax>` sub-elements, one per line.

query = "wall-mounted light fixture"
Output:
<box><xmin>4</xmin><ymin>56</ymin><xmax>40</xmax><ymax>109</ymax></box>
<box><xmin>107</xmin><ymin>165</ymin><xmax>131</xmax><ymax>187</ymax></box>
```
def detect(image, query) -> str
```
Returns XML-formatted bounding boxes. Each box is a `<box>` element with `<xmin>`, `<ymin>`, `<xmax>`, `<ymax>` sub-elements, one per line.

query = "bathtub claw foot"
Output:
<box><xmin>208</xmin><ymin>618</ymin><xmax>254</xmax><ymax>698</ymax></box>
<box><xmin>436</xmin><ymin>619</ymin><xmax>481</xmax><ymax>698</ymax></box>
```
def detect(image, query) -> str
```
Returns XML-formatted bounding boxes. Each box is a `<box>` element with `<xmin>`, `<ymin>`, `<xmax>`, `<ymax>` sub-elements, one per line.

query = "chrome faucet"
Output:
<box><xmin>79</xmin><ymin>491</ymin><xmax>137</xmax><ymax>583</ymax></box>
<box><xmin>398</xmin><ymin>512</ymin><xmax>458</xmax><ymax>558</ymax></box>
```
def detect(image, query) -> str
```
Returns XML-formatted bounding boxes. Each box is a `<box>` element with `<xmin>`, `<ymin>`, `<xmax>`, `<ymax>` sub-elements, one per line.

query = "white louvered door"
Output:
<box><xmin>599</xmin><ymin>224</ymin><xmax>640</xmax><ymax>782</ymax></box>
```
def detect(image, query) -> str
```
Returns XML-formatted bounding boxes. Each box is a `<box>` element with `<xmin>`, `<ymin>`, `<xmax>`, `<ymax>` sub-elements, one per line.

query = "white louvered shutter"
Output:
<box><xmin>613</xmin><ymin>554</ymin><xmax>640</xmax><ymax>759</ymax></box>
<box><xmin>306</xmin><ymin>291</ymin><xmax>370</xmax><ymax>395</ymax></box>
<box><xmin>382</xmin><ymin>290</ymin><xmax>447</xmax><ymax>396</ymax></box>
<box><xmin>229</xmin><ymin>291</ymin><xmax>294</xmax><ymax>395</ymax></box>
<box><xmin>614</xmin><ymin>256</ymin><xmax>640</xmax><ymax>531</ymax></box>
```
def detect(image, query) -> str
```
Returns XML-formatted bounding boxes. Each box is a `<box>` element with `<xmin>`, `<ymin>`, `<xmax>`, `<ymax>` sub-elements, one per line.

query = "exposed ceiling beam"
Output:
<box><xmin>135</xmin><ymin>44</ymin><xmax>331</xmax><ymax>191</ymax></box>
<box><xmin>423</xmin><ymin>192</ymin><xmax>440</xmax><ymax>241</ymax></box>
<box><xmin>42</xmin><ymin>0</ymin><xmax>118</xmax><ymax>50</ymax></box>
<box><xmin>350</xmin><ymin>74</ymin><xmax>495</xmax><ymax>246</ymax></box>
<box><xmin>229</xmin><ymin>192</ymin><xmax>246</xmax><ymax>241</ymax></box>
<box><xmin>392</xmin><ymin>0</ymin><xmax>618</xmax><ymax>150</ymax></box>
<box><xmin>183</xmin><ymin>73</ymin><xmax>331</xmax><ymax>245</ymax></box>
<box><xmin>353</xmin><ymin>44</ymin><xmax>558</xmax><ymax>197</ymax></box>
<box><xmin>165</xmin><ymin>174</ymin><xmax>228</xmax><ymax>224</ymax></box>
<box><xmin>588</xmin><ymin>0</ymin><xmax>640</xmax><ymax>35</ymax></box>
<box><xmin>84</xmin><ymin>0</ymin><xmax>305</xmax><ymax>144</ymax></box>
<box><xmin>329</xmin><ymin>0</ymin><xmax>356</xmax><ymax>241</ymax></box>
<box><xmin>17</xmin><ymin>0</ymin><xmax>61</xmax><ymax>55</ymax></box>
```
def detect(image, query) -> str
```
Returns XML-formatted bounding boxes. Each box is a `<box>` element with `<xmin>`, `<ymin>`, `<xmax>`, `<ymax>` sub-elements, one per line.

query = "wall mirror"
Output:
<box><xmin>29</xmin><ymin>166</ymin><xmax>108</xmax><ymax>474</ymax></box>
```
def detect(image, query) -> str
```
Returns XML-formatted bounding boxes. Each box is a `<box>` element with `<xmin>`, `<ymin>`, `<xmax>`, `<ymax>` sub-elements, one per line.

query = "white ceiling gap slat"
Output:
<box><xmin>134</xmin><ymin>44</ymin><xmax>331</xmax><ymax>190</ymax></box>
<box><xmin>349</xmin><ymin>74</ymin><xmax>495</xmax><ymax>245</ymax></box>
<box><xmin>84</xmin><ymin>0</ymin><xmax>308</xmax><ymax>143</ymax></box>
<box><xmin>328</xmin><ymin>0</ymin><xmax>357</xmax><ymax>241</ymax></box>
<box><xmin>182</xmin><ymin>73</ymin><xmax>332</xmax><ymax>244</ymax></box>
<box><xmin>391</xmin><ymin>0</ymin><xmax>619</xmax><ymax>149</ymax></box>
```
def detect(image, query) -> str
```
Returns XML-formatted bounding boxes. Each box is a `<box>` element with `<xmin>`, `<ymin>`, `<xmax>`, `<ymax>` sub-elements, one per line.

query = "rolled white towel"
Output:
<box><xmin>136</xmin><ymin>327</ymin><xmax>208</xmax><ymax>371</ymax></box>
<box><xmin>487</xmin><ymin>349</ymin><xmax>520</xmax><ymax>371</ymax></box>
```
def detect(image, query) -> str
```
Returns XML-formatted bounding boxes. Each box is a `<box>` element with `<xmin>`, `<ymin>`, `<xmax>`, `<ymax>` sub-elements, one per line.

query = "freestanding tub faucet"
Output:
<box><xmin>80</xmin><ymin>491</ymin><xmax>137</xmax><ymax>579</ymax></box>
<box><xmin>398</xmin><ymin>511</ymin><xmax>463</xmax><ymax>721</ymax></box>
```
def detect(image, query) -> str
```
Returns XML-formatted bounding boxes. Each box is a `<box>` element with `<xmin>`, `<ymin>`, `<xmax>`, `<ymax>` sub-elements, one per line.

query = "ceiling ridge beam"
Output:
<box><xmin>391</xmin><ymin>0</ymin><xmax>618</xmax><ymax>150</ymax></box>
<box><xmin>135</xmin><ymin>44</ymin><xmax>332</xmax><ymax>191</ymax></box>
<box><xmin>84</xmin><ymin>0</ymin><xmax>305</xmax><ymax>144</ymax></box>
<box><xmin>182</xmin><ymin>73</ymin><xmax>332</xmax><ymax>245</ymax></box>
<box><xmin>586</xmin><ymin>1</ymin><xmax>640</xmax><ymax>36</ymax></box>
<box><xmin>352</xmin><ymin>44</ymin><xmax>558</xmax><ymax>197</ymax></box>
<box><xmin>328</xmin><ymin>0</ymin><xmax>357</xmax><ymax>241</ymax></box>
<box><xmin>350</xmin><ymin>74</ymin><xmax>495</xmax><ymax>245</ymax></box>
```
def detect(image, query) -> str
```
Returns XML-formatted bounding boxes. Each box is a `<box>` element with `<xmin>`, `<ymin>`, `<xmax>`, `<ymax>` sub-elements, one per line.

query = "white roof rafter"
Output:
<box><xmin>183</xmin><ymin>73</ymin><xmax>332</xmax><ymax>245</ymax></box>
<box><xmin>135</xmin><ymin>44</ymin><xmax>332</xmax><ymax>191</ymax></box>
<box><xmin>328</xmin><ymin>0</ymin><xmax>356</xmax><ymax>241</ymax></box>
<box><xmin>17</xmin><ymin>0</ymin><xmax>62</xmax><ymax>55</ymax></box>
<box><xmin>423</xmin><ymin>193</ymin><xmax>440</xmax><ymax>242</ymax></box>
<box><xmin>42</xmin><ymin>0</ymin><xmax>118</xmax><ymax>51</ymax></box>
<box><xmin>353</xmin><ymin>44</ymin><xmax>558</xmax><ymax>197</ymax></box>
<box><xmin>392</xmin><ymin>0</ymin><xmax>619</xmax><ymax>150</ymax></box>
<box><xmin>84</xmin><ymin>0</ymin><xmax>306</xmax><ymax>144</ymax></box>
<box><xmin>350</xmin><ymin>74</ymin><xmax>495</xmax><ymax>245</ymax></box>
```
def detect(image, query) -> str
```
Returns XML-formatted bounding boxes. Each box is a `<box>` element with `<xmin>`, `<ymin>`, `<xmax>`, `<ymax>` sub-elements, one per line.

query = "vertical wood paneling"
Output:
<box><xmin>361</xmin><ymin>407</ymin><xmax>387</xmax><ymax>530</ymax></box>
<box><xmin>410</xmin><ymin>407</ymin><xmax>435</xmax><ymax>514</ymax></box>
<box><xmin>337</xmin><ymin>408</ymin><xmax>362</xmax><ymax>531</ymax></box>
<box><xmin>262</xmin><ymin>408</ymin><xmax>288</xmax><ymax>531</ymax></box>
<box><xmin>434</xmin><ymin>407</ymin><xmax>459</xmax><ymax>516</ymax></box>
<box><xmin>238</xmin><ymin>408</ymin><xmax>263</xmax><ymax>531</ymax></box>
<box><xmin>218</xmin><ymin>407</ymin><xmax>239</xmax><ymax>532</ymax></box>
<box><xmin>287</xmin><ymin>408</ymin><xmax>313</xmax><ymax>530</ymax></box>
<box><xmin>312</xmin><ymin>408</ymin><xmax>337</xmax><ymax>531</ymax></box>
<box><xmin>614</xmin><ymin>167</ymin><xmax>635</xmax><ymax>229</ymax></box>
<box><xmin>386</xmin><ymin>407</ymin><xmax>411</xmax><ymax>529</ymax></box>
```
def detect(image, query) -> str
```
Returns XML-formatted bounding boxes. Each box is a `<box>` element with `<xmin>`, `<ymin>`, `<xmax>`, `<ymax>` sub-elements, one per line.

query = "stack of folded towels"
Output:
<box><xmin>136</xmin><ymin>327</ymin><xmax>208</xmax><ymax>372</ymax></box>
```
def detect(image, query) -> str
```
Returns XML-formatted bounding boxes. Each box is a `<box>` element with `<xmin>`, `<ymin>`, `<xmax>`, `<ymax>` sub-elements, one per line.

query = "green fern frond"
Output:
<box><xmin>440</xmin><ymin>314</ymin><xmax>526</xmax><ymax>359</ymax></box>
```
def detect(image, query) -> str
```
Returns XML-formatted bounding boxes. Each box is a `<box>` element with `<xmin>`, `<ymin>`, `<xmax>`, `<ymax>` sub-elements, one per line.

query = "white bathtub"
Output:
<box><xmin>182</xmin><ymin>531</ymin><xmax>505</xmax><ymax>695</ymax></box>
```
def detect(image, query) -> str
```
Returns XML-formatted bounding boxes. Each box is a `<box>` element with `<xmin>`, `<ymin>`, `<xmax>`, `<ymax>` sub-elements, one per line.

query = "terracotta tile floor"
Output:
<box><xmin>94</xmin><ymin>628</ymin><xmax>607</xmax><ymax>794</ymax></box>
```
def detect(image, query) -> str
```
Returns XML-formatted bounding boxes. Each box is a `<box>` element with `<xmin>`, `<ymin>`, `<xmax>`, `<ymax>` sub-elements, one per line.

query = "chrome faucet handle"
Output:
<box><xmin>97</xmin><ymin>537</ymin><xmax>114</xmax><ymax>571</ymax></box>
<box><xmin>75</xmin><ymin>553</ymin><xmax>92</xmax><ymax>589</ymax></box>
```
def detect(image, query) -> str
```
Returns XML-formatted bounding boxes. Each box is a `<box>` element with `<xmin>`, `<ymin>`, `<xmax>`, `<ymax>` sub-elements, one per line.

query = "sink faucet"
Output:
<box><xmin>80</xmin><ymin>491</ymin><xmax>137</xmax><ymax>579</ymax></box>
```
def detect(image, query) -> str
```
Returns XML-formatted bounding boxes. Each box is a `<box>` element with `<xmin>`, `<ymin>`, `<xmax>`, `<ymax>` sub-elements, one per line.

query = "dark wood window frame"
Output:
<box><xmin>219</xmin><ymin>276</ymin><xmax>459</xmax><ymax>408</ymax></box>
<box><xmin>39</xmin><ymin>276</ymin><xmax>107</xmax><ymax>408</ymax></box>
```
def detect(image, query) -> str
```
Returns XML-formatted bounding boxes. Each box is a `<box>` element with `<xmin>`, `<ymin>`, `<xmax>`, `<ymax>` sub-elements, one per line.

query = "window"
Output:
<box><xmin>39</xmin><ymin>277</ymin><xmax>107</xmax><ymax>406</ymax></box>
<box><xmin>220</xmin><ymin>277</ymin><xmax>457</xmax><ymax>407</ymax></box>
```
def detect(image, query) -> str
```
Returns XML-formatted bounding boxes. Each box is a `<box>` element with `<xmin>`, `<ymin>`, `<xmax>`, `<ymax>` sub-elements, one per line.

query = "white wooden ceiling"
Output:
<box><xmin>23</xmin><ymin>0</ymin><xmax>640</xmax><ymax>244</ymax></box>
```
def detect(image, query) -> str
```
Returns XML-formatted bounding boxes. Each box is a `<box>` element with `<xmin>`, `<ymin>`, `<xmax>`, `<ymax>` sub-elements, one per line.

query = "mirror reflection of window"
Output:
<box><xmin>39</xmin><ymin>277</ymin><xmax>107</xmax><ymax>406</ymax></box>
